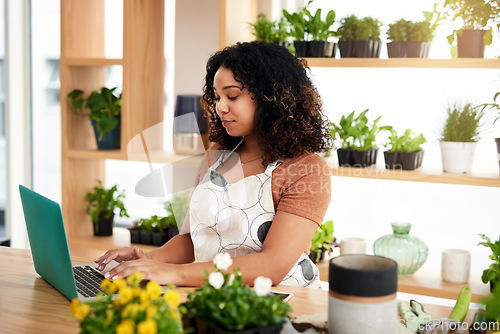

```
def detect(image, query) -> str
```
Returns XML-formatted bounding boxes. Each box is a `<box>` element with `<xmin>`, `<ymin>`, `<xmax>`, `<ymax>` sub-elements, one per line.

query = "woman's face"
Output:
<box><xmin>213</xmin><ymin>66</ymin><xmax>258</xmax><ymax>138</ymax></box>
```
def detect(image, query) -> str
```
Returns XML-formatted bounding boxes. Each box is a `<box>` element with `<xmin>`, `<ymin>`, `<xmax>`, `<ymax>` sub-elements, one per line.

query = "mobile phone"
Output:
<box><xmin>270</xmin><ymin>291</ymin><xmax>293</xmax><ymax>302</ymax></box>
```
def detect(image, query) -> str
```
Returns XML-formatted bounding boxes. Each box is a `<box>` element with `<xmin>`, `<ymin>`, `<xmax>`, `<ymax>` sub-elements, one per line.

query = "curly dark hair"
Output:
<box><xmin>202</xmin><ymin>41</ymin><xmax>332</xmax><ymax>165</ymax></box>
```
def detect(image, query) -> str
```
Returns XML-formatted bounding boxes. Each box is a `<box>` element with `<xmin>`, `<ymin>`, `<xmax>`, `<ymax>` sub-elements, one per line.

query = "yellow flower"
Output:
<box><xmin>122</xmin><ymin>302</ymin><xmax>141</xmax><ymax>319</ymax></box>
<box><xmin>105</xmin><ymin>309</ymin><xmax>114</xmax><ymax>326</ymax></box>
<box><xmin>138</xmin><ymin>319</ymin><xmax>157</xmax><ymax>334</ymax></box>
<box><xmin>116</xmin><ymin>319</ymin><xmax>135</xmax><ymax>334</ymax></box>
<box><xmin>114</xmin><ymin>277</ymin><xmax>127</xmax><ymax>291</ymax></box>
<box><xmin>146</xmin><ymin>281</ymin><xmax>162</xmax><ymax>300</ymax></box>
<box><xmin>163</xmin><ymin>290</ymin><xmax>180</xmax><ymax>307</ymax></box>
<box><xmin>69</xmin><ymin>298</ymin><xmax>81</xmax><ymax>314</ymax></box>
<box><xmin>100</xmin><ymin>278</ymin><xmax>117</xmax><ymax>295</ymax></box>
<box><xmin>169</xmin><ymin>307</ymin><xmax>180</xmax><ymax>321</ymax></box>
<box><xmin>140</xmin><ymin>290</ymin><xmax>151</xmax><ymax>306</ymax></box>
<box><xmin>74</xmin><ymin>304</ymin><xmax>90</xmax><ymax>320</ymax></box>
<box><xmin>146</xmin><ymin>305</ymin><xmax>158</xmax><ymax>319</ymax></box>
<box><xmin>119</xmin><ymin>286</ymin><xmax>134</xmax><ymax>304</ymax></box>
<box><xmin>127</xmin><ymin>272</ymin><xmax>143</xmax><ymax>287</ymax></box>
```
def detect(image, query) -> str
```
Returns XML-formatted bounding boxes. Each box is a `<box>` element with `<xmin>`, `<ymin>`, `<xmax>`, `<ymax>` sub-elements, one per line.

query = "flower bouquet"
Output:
<box><xmin>69</xmin><ymin>272</ymin><xmax>183</xmax><ymax>334</ymax></box>
<box><xmin>180</xmin><ymin>253</ymin><xmax>291</xmax><ymax>333</ymax></box>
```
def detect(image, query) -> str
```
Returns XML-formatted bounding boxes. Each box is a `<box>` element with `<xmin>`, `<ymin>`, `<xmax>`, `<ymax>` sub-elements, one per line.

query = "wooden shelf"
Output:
<box><xmin>331</xmin><ymin>166</ymin><xmax>500</xmax><ymax>187</ymax></box>
<box><xmin>65</xmin><ymin>148</ymin><xmax>126</xmax><ymax>161</ymax></box>
<box><xmin>304</xmin><ymin>57</ymin><xmax>500</xmax><ymax>68</ymax></box>
<box><xmin>61</xmin><ymin>58</ymin><xmax>123</xmax><ymax>67</ymax></box>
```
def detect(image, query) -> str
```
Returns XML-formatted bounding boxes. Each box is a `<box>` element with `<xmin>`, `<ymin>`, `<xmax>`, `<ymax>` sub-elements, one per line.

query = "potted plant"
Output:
<box><xmin>249</xmin><ymin>14</ymin><xmax>290</xmax><ymax>49</ymax></box>
<box><xmin>309</xmin><ymin>220</ymin><xmax>336</xmax><ymax>263</ymax></box>
<box><xmin>330</xmin><ymin>109</ymin><xmax>392</xmax><ymax>167</ymax></box>
<box><xmin>384</xmin><ymin>129</ymin><xmax>426</xmax><ymax>170</ymax></box>
<box><xmin>337</xmin><ymin>15</ymin><xmax>382</xmax><ymax>58</ymax></box>
<box><xmin>86</xmin><ymin>180</ymin><xmax>129</xmax><ymax>236</ymax></box>
<box><xmin>282</xmin><ymin>1</ymin><xmax>310</xmax><ymax>57</ymax></box>
<box><xmin>440</xmin><ymin>102</ymin><xmax>483</xmax><ymax>174</ymax></box>
<box><xmin>67</xmin><ymin>86</ymin><xmax>122</xmax><ymax>150</ymax></box>
<box><xmin>131</xmin><ymin>203</ymin><xmax>179</xmax><ymax>246</ymax></box>
<box><xmin>479</xmin><ymin>90</ymin><xmax>500</xmax><ymax>170</ymax></box>
<box><xmin>69</xmin><ymin>272</ymin><xmax>184</xmax><ymax>333</ymax></box>
<box><xmin>181</xmin><ymin>253</ymin><xmax>291</xmax><ymax>333</ymax></box>
<box><xmin>481</xmin><ymin>283</ymin><xmax>500</xmax><ymax>327</ymax></box>
<box><xmin>444</xmin><ymin>0</ymin><xmax>499</xmax><ymax>58</ymax></box>
<box><xmin>478</xmin><ymin>234</ymin><xmax>500</xmax><ymax>291</ymax></box>
<box><xmin>303</xmin><ymin>6</ymin><xmax>337</xmax><ymax>57</ymax></box>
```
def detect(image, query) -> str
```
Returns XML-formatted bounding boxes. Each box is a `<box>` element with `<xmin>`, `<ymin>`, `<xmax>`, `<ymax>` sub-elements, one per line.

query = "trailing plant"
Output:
<box><xmin>180</xmin><ymin>253</ymin><xmax>291</xmax><ymax>331</ymax></box>
<box><xmin>441</xmin><ymin>102</ymin><xmax>483</xmax><ymax>142</ymax></box>
<box><xmin>67</xmin><ymin>87</ymin><xmax>122</xmax><ymax>141</ymax></box>
<box><xmin>86</xmin><ymin>180</ymin><xmax>129</xmax><ymax>229</ymax></box>
<box><xmin>478</xmin><ymin>234</ymin><xmax>500</xmax><ymax>286</ymax></box>
<box><xmin>387</xmin><ymin>129</ymin><xmax>426</xmax><ymax>152</ymax></box>
<box><xmin>479</xmin><ymin>90</ymin><xmax>500</xmax><ymax>124</ymax></box>
<box><xmin>310</xmin><ymin>220</ymin><xmax>336</xmax><ymax>263</ymax></box>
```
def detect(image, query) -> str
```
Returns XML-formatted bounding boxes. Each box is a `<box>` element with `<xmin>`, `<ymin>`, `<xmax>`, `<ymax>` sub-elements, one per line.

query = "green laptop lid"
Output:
<box><xmin>19</xmin><ymin>185</ymin><xmax>78</xmax><ymax>300</ymax></box>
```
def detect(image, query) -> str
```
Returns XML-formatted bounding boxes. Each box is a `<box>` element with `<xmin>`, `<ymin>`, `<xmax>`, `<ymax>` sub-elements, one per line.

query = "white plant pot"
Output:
<box><xmin>439</xmin><ymin>141</ymin><xmax>477</xmax><ymax>174</ymax></box>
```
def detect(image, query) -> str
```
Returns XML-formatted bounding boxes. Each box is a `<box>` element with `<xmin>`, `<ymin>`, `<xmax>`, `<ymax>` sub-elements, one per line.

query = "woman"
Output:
<box><xmin>96</xmin><ymin>41</ymin><xmax>332</xmax><ymax>287</ymax></box>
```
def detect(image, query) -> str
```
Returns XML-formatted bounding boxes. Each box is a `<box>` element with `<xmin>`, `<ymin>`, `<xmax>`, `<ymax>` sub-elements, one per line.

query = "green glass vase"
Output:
<box><xmin>373</xmin><ymin>222</ymin><xmax>428</xmax><ymax>276</ymax></box>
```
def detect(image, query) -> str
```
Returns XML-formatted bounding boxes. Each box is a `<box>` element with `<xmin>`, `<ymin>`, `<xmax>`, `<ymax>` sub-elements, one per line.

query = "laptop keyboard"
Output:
<box><xmin>73</xmin><ymin>265</ymin><xmax>105</xmax><ymax>298</ymax></box>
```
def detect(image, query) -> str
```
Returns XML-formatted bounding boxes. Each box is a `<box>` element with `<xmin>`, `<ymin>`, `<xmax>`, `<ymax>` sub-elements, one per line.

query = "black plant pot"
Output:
<box><xmin>91</xmin><ymin>116</ymin><xmax>121</xmax><ymax>150</ymax></box>
<box><xmin>384</xmin><ymin>151</ymin><xmax>400</xmax><ymax>169</ymax></box>
<box><xmin>309</xmin><ymin>249</ymin><xmax>326</xmax><ymax>264</ymax></box>
<box><xmin>406</xmin><ymin>42</ymin><xmax>430</xmax><ymax>58</ymax></box>
<box><xmin>140</xmin><ymin>231</ymin><xmax>152</xmax><ymax>245</ymax></box>
<box><xmin>129</xmin><ymin>228</ymin><xmax>140</xmax><ymax>244</ymax></box>
<box><xmin>307</xmin><ymin>41</ymin><xmax>328</xmax><ymax>57</ymax></box>
<box><xmin>94</xmin><ymin>213</ymin><xmax>114</xmax><ymax>236</ymax></box>
<box><xmin>371</xmin><ymin>40</ymin><xmax>382</xmax><ymax>58</ymax></box>
<box><xmin>337</xmin><ymin>148</ymin><xmax>355</xmax><ymax>166</ymax></box>
<box><xmin>399</xmin><ymin>151</ymin><xmax>419</xmax><ymax>170</ymax></box>
<box><xmin>293</xmin><ymin>41</ymin><xmax>308</xmax><ymax>57</ymax></box>
<box><xmin>352</xmin><ymin>40</ymin><xmax>373</xmax><ymax>57</ymax></box>
<box><xmin>274</xmin><ymin>41</ymin><xmax>290</xmax><ymax>50</ymax></box>
<box><xmin>338</xmin><ymin>40</ymin><xmax>354</xmax><ymax>58</ymax></box>
<box><xmin>457</xmin><ymin>29</ymin><xmax>485</xmax><ymax>58</ymax></box>
<box><xmin>387</xmin><ymin>42</ymin><xmax>406</xmax><ymax>58</ymax></box>
<box><xmin>168</xmin><ymin>226</ymin><xmax>180</xmax><ymax>239</ymax></box>
<box><xmin>352</xmin><ymin>149</ymin><xmax>378</xmax><ymax>167</ymax></box>
<box><xmin>495</xmin><ymin>138</ymin><xmax>500</xmax><ymax>170</ymax></box>
<box><xmin>151</xmin><ymin>232</ymin><xmax>168</xmax><ymax>246</ymax></box>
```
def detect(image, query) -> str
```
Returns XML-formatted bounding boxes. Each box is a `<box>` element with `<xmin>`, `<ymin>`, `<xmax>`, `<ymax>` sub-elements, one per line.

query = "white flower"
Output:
<box><xmin>228</xmin><ymin>274</ymin><xmax>235</xmax><ymax>285</ymax></box>
<box><xmin>208</xmin><ymin>272</ymin><xmax>225</xmax><ymax>289</ymax></box>
<box><xmin>213</xmin><ymin>252</ymin><xmax>232</xmax><ymax>271</ymax></box>
<box><xmin>254</xmin><ymin>276</ymin><xmax>272</xmax><ymax>296</ymax></box>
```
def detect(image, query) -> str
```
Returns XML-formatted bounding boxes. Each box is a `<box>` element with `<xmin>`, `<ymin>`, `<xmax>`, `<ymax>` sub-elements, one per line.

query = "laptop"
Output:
<box><xmin>19</xmin><ymin>185</ymin><xmax>119</xmax><ymax>302</ymax></box>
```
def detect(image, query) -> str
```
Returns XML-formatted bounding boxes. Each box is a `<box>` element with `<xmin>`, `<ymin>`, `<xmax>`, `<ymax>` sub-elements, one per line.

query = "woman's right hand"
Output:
<box><xmin>94</xmin><ymin>246</ymin><xmax>148</xmax><ymax>271</ymax></box>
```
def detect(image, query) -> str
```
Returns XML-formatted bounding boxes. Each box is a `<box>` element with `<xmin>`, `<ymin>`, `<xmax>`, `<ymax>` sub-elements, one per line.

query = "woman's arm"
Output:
<box><xmin>102</xmin><ymin>211</ymin><xmax>318</xmax><ymax>286</ymax></box>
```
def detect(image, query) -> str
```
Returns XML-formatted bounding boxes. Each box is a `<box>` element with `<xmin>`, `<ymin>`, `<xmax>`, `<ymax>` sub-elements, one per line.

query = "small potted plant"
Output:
<box><xmin>337</xmin><ymin>15</ymin><xmax>382</xmax><ymax>58</ymax></box>
<box><xmin>282</xmin><ymin>1</ymin><xmax>310</xmax><ymax>57</ymax></box>
<box><xmin>478</xmin><ymin>234</ymin><xmax>500</xmax><ymax>291</ymax></box>
<box><xmin>440</xmin><ymin>102</ymin><xmax>483</xmax><ymax>174</ymax></box>
<box><xmin>303</xmin><ymin>6</ymin><xmax>337</xmax><ymax>57</ymax></box>
<box><xmin>69</xmin><ymin>272</ymin><xmax>184</xmax><ymax>333</ymax></box>
<box><xmin>249</xmin><ymin>14</ymin><xmax>290</xmax><ymax>49</ymax></box>
<box><xmin>444</xmin><ymin>0</ymin><xmax>499</xmax><ymax>58</ymax></box>
<box><xmin>131</xmin><ymin>203</ymin><xmax>179</xmax><ymax>246</ymax></box>
<box><xmin>384</xmin><ymin>129</ymin><xmax>426</xmax><ymax>170</ymax></box>
<box><xmin>481</xmin><ymin>283</ymin><xmax>500</xmax><ymax>328</ymax></box>
<box><xmin>181</xmin><ymin>253</ymin><xmax>291</xmax><ymax>333</ymax></box>
<box><xmin>309</xmin><ymin>220</ymin><xmax>337</xmax><ymax>263</ymax></box>
<box><xmin>86</xmin><ymin>180</ymin><xmax>129</xmax><ymax>236</ymax></box>
<box><xmin>67</xmin><ymin>86</ymin><xmax>122</xmax><ymax>150</ymax></box>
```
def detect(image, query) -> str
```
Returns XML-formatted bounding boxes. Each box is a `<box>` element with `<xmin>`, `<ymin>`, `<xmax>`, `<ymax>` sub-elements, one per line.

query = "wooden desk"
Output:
<box><xmin>0</xmin><ymin>246</ymin><xmax>477</xmax><ymax>334</ymax></box>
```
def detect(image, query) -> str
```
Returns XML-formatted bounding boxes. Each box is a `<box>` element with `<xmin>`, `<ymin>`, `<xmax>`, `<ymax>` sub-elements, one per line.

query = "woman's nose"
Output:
<box><xmin>216</xmin><ymin>99</ymin><xmax>229</xmax><ymax>115</ymax></box>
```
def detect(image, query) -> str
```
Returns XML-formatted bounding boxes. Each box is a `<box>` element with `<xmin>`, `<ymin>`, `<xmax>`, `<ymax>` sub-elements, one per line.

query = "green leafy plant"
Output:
<box><xmin>310</xmin><ymin>220</ymin><xmax>336</xmax><ymax>263</ymax></box>
<box><xmin>134</xmin><ymin>215</ymin><xmax>176</xmax><ymax>233</ymax></box>
<box><xmin>67</xmin><ymin>87</ymin><xmax>122</xmax><ymax>140</ymax></box>
<box><xmin>388</xmin><ymin>4</ymin><xmax>446</xmax><ymax>43</ymax></box>
<box><xmin>441</xmin><ymin>102</ymin><xmax>483</xmax><ymax>142</ymax></box>
<box><xmin>479</xmin><ymin>90</ymin><xmax>500</xmax><ymax>124</ymax></box>
<box><xmin>282</xmin><ymin>1</ymin><xmax>311</xmax><ymax>41</ymax></box>
<box><xmin>250</xmin><ymin>14</ymin><xmax>290</xmax><ymax>43</ymax></box>
<box><xmin>304</xmin><ymin>6</ymin><xmax>336</xmax><ymax>40</ymax></box>
<box><xmin>387</xmin><ymin>129</ymin><xmax>426</xmax><ymax>153</ymax></box>
<box><xmin>478</xmin><ymin>234</ymin><xmax>500</xmax><ymax>285</ymax></box>
<box><xmin>444</xmin><ymin>0</ymin><xmax>498</xmax><ymax>48</ymax></box>
<box><xmin>387</xmin><ymin>19</ymin><xmax>411</xmax><ymax>42</ymax></box>
<box><xmin>69</xmin><ymin>272</ymin><xmax>183</xmax><ymax>333</ymax></box>
<box><xmin>86</xmin><ymin>180</ymin><xmax>129</xmax><ymax>229</ymax></box>
<box><xmin>482</xmin><ymin>283</ymin><xmax>500</xmax><ymax>324</ymax></box>
<box><xmin>181</xmin><ymin>253</ymin><xmax>291</xmax><ymax>332</ymax></box>
<box><xmin>338</xmin><ymin>15</ymin><xmax>381</xmax><ymax>41</ymax></box>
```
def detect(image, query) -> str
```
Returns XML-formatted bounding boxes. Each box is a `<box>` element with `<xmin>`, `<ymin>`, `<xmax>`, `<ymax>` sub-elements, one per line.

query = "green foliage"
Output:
<box><xmin>310</xmin><ymin>220</ymin><xmax>335</xmax><ymax>261</ymax></box>
<box><xmin>387</xmin><ymin>19</ymin><xmax>411</xmax><ymax>42</ymax></box>
<box><xmin>181</xmin><ymin>268</ymin><xmax>290</xmax><ymax>331</ymax></box>
<box><xmin>304</xmin><ymin>6</ymin><xmax>337</xmax><ymax>40</ymax></box>
<box><xmin>67</xmin><ymin>87</ymin><xmax>122</xmax><ymax>140</ymax></box>
<box><xmin>282</xmin><ymin>1</ymin><xmax>311</xmax><ymax>40</ymax></box>
<box><xmin>479</xmin><ymin>90</ymin><xmax>500</xmax><ymax>124</ymax></box>
<box><xmin>478</xmin><ymin>234</ymin><xmax>500</xmax><ymax>285</ymax></box>
<box><xmin>170</xmin><ymin>192</ymin><xmax>190</xmax><ymax>230</ymax></box>
<box><xmin>330</xmin><ymin>109</ymin><xmax>392</xmax><ymax>151</ymax></box>
<box><xmin>483</xmin><ymin>283</ymin><xmax>500</xmax><ymax>323</ymax></box>
<box><xmin>337</xmin><ymin>15</ymin><xmax>382</xmax><ymax>41</ymax></box>
<box><xmin>250</xmin><ymin>14</ymin><xmax>290</xmax><ymax>43</ymax></box>
<box><xmin>388</xmin><ymin>5</ymin><xmax>445</xmax><ymax>43</ymax></box>
<box><xmin>133</xmin><ymin>200</ymin><xmax>178</xmax><ymax>232</ymax></box>
<box><xmin>85</xmin><ymin>180</ymin><xmax>129</xmax><ymax>227</ymax></box>
<box><xmin>441</xmin><ymin>103</ymin><xmax>483</xmax><ymax>142</ymax></box>
<box><xmin>387</xmin><ymin>129</ymin><xmax>426</xmax><ymax>153</ymax></box>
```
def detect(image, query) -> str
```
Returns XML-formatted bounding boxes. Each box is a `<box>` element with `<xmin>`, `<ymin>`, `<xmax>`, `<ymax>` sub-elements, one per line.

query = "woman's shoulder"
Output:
<box><xmin>272</xmin><ymin>153</ymin><xmax>330</xmax><ymax>182</ymax></box>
